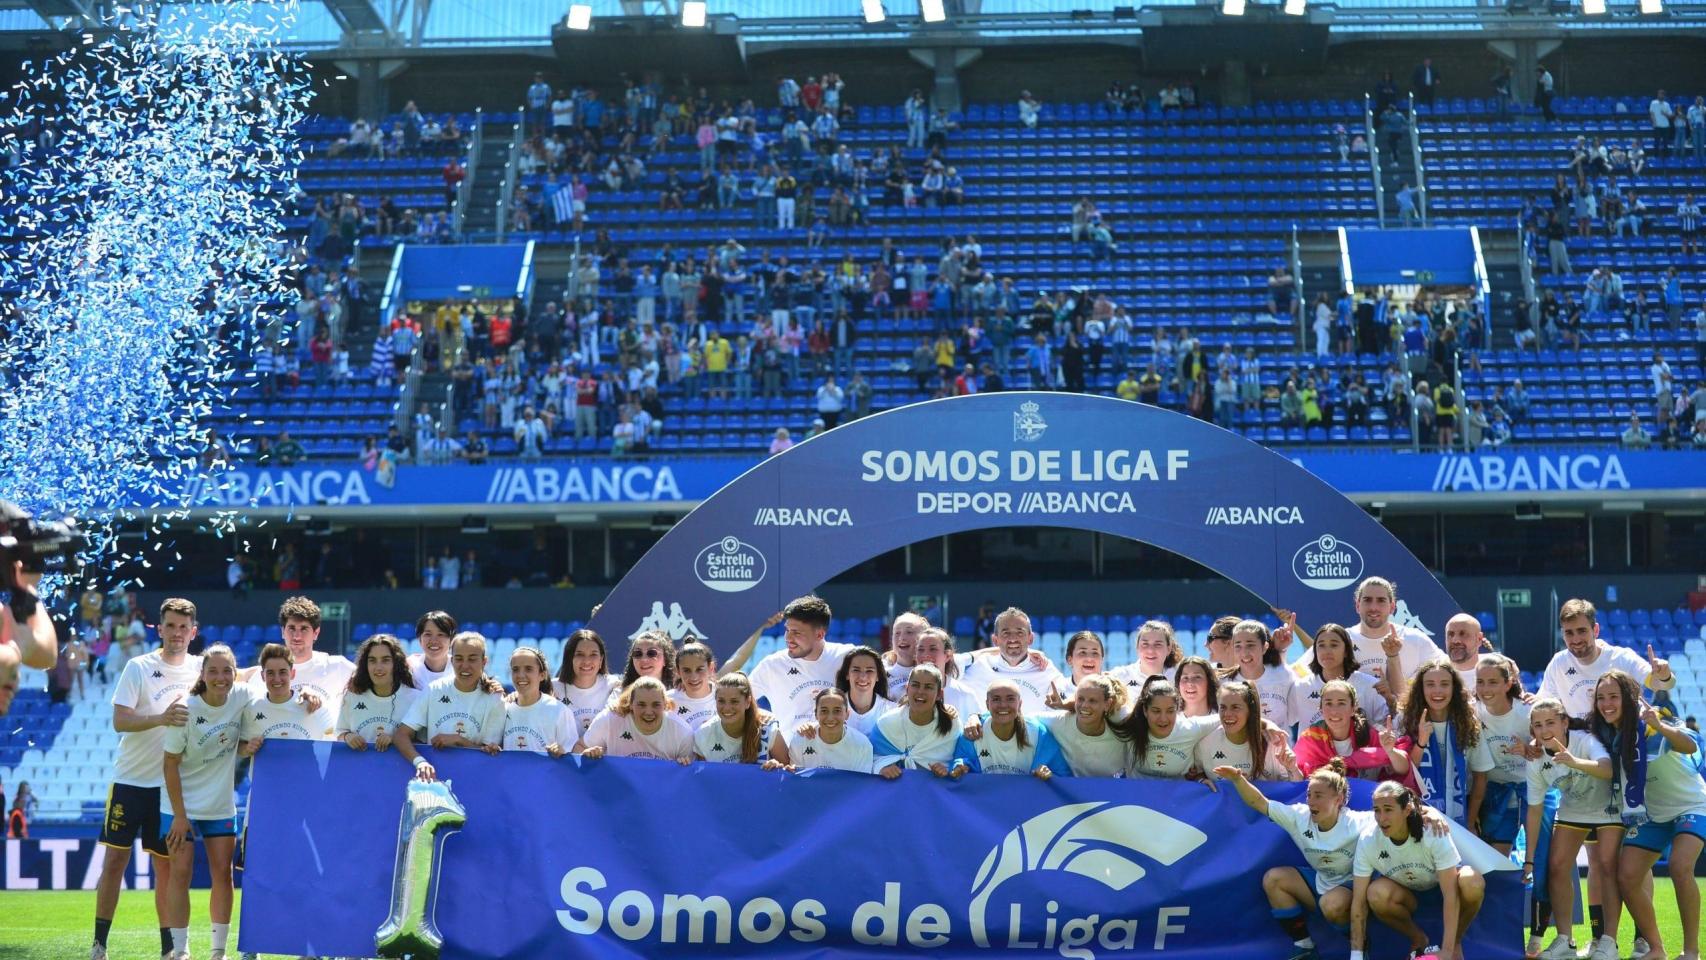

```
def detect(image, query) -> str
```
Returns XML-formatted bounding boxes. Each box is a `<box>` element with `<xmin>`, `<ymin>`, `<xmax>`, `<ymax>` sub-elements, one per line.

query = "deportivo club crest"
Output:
<box><xmin>1013</xmin><ymin>400</ymin><xmax>1047</xmax><ymax>442</ymax></box>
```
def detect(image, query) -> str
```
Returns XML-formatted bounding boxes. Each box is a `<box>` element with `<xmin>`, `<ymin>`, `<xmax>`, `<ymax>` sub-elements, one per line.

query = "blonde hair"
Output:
<box><xmin>614</xmin><ymin>676</ymin><xmax>670</xmax><ymax>716</ymax></box>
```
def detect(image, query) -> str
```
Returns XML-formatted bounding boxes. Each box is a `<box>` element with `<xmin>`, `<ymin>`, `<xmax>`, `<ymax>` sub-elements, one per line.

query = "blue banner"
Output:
<box><xmin>175</xmin><ymin>449</ymin><xmax>1703</xmax><ymax>511</ymax></box>
<box><xmin>240</xmin><ymin>740</ymin><xmax>1521</xmax><ymax>959</ymax></box>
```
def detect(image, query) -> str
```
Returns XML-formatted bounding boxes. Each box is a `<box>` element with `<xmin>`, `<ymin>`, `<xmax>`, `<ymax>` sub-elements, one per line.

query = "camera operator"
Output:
<box><xmin>0</xmin><ymin>500</ymin><xmax>76</xmax><ymax>716</ymax></box>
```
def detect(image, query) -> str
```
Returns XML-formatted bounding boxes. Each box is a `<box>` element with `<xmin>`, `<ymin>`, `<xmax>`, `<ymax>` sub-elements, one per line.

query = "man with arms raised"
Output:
<box><xmin>243</xmin><ymin>596</ymin><xmax>353</xmax><ymax>740</ymax></box>
<box><xmin>750</xmin><ymin>595</ymin><xmax>856</xmax><ymax>731</ymax></box>
<box><xmin>959</xmin><ymin>607</ymin><xmax>1066</xmax><ymax>714</ymax></box>
<box><xmin>91</xmin><ymin>599</ymin><xmax>202</xmax><ymax>960</ymax></box>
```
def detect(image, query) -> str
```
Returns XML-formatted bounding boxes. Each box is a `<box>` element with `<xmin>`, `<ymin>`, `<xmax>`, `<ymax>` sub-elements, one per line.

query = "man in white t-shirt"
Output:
<box><xmin>1651</xmin><ymin>89</ymin><xmax>1675</xmax><ymax>158</ymax></box>
<box><xmin>749</xmin><ymin>596</ymin><xmax>855</xmax><ymax>731</ymax></box>
<box><xmin>1442</xmin><ymin>613</ymin><xmax>1488</xmax><ymax>696</ymax></box>
<box><xmin>243</xmin><ymin>596</ymin><xmax>353</xmax><ymax>740</ymax></box>
<box><xmin>92</xmin><ymin>598</ymin><xmax>203</xmax><ymax>960</ymax></box>
<box><xmin>884</xmin><ymin>611</ymin><xmax>926</xmax><ymax>701</ymax></box>
<box><xmin>959</xmin><ymin>607</ymin><xmax>1066</xmax><ymax>714</ymax></box>
<box><xmin>1538</xmin><ymin>597</ymin><xmax>1674</xmax><ymax>720</ymax></box>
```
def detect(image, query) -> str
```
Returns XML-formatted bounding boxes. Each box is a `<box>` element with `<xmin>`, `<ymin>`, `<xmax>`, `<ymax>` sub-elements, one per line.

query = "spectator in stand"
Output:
<box><xmin>1279</xmin><ymin>380</ymin><xmax>1302</xmax><ymax>428</ymax></box>
<box><xmin>1212</xmin><ymin>368</ymin><xmax>1238</xmax><ymax>430</ymax></box>
<box><xmin>847</xmin><ymin>371</ymin><xmax>872</xmax><ymax>420</ymax></box>
<box><xmin>309</xmin><ymin>327</ymin><xmax>333</xmax><ymax>386</ymax></box>
<box><xmin>1679</xmin><ymin>193</ymin><xmax>1701</xmax><ymax>258</ymax></box>
<box><xmin>1652</xmin><ymin>349</ymin><xmax>1675</xmax><ymax>427</ymax></box>
<box><xmin>768</xmin><ymin>427</ymin><xmax>793</xmax><ymax>455</ymax></box>
<box><xmin>1410</xmin><ymin>58</ymin><xmax>1441</xmax><ymax>108</ymax></box>
<box><xmin>463</xmin><ymin>430</ymin><xmax>488</xmax><ymax>464</ymax></box>
<box><xmin>1267</xmin><ymin>264</ymin><xmax>1294</xmax><ymax>319</ymax></box>
<box><xmin>441</xmin><ymin>157</ymin><xmax>465</xmax><ymax>212</ymax></box>
<box><xmin>814</xmin><ymin>376</ymin><xmax>845</xmax><ymax>428</ymax></box>
<box><xmin>551</xmin><ymin>88</ymin><xmax>576</xmax><ymax>137</ymax></box>
<box><xmin>1018</xmin><ymin>91</ymin><xmax>1042</xmax><ymax>129</ymax></box>
<box><xmin>515</xmin><ymin>406</ymin><xmax>549</xmax><ymax>460</ymax></box>
<box><xmin>1622</xmin><ymin>413</ymin><xmax>1652</xmax><ymax>450</ymax></box>
<box><xmin>274</xmin><ymin>430</ymin><xmax>306</xmax><ymax>467</ymax></box>
<box><xmin>1663</xmin><ymin>267</ymin><xmax>1686</xmax><ymax>327</ymax></box>
<box><xmin>1116</xmin><ymin>368</ymin><xmax>1141</xmax><ymax>402</ymax></box>
<box><xmin>1373</xmin><ymin>71</ymin><xmax>1399</xmax><ymax>115</ymax></box>
<box><xmin>1396</xmin><ymin>182</ymin><xmax>1420</xmax><ymax>226</ymax></box>
<box><xmin>1536</xmin><ymin>67</ymin><xmax>1556</xmax><ymax>123</ymax></box>
<box><xmin>1545</xmin><ymin>212</ymin><xmax>1571</xmax><ymax>276</ymax></box>
<box><xmin>775</xmin><ymin>168</ymin><xmax>798</xmax><ymax>229</ymax></box>
<box><xmin>1650</xmin><ymin>89</ymin><xmax>1675</xmax><ymax>159</ymax></box>
<box><xmin>526</xmin><ymin>73</ymin><xmax>552</xmax><ymax>133</ymax></box>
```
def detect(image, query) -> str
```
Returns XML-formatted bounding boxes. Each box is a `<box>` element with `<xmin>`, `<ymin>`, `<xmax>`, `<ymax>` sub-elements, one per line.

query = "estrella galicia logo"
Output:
<box><xmin>694</xmin><ymin>537</ymin><xmax>767</xmax><ymax>594</ymax></box>
<box><xmin>1012</xmin><ymin>400</ymin><xmax>1047</xmax><ymax>442</ymax></box>
<box><xmin>1290</xmin><ymin>534</ymin><xmax>1365</xmax><ymax>591</ymax></box>
<box><xmin>967</xmin><ymin>801</ymin><xmax>1207</xmax><ymax>947</ymax></box>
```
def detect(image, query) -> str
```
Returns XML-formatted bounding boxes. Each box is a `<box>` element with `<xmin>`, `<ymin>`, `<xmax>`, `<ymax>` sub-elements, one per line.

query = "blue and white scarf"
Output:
<box><xmin>1415</xmin><ymin>722</ymin><xmax>1472</xmax><ymax>825</ymax></box>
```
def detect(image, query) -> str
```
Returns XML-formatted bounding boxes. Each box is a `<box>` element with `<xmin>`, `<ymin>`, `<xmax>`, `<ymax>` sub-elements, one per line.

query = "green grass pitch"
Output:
<box><xmin>0</xmin><ymin>884</ymin><xmax>1698</xmax><ymax>958</ymax></box>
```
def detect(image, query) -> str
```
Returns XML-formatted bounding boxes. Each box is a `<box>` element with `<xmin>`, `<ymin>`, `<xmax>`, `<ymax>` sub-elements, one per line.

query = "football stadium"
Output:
<box><xmin>0</xmin><ymin>1</ymin><xmax>1704</xmax><ymax>958</ymax></box>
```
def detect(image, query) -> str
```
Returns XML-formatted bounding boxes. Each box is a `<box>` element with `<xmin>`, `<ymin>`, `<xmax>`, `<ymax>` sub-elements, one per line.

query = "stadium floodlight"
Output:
<box><xmin>862</xmin><ymin>0</ymin><xmax>887</xmax><ymax>23</ymax></box>
<box><xmin>565</xmin><ymin>3</ymin><xmax>592</xmax><ymax>29</ymax></box>
<box><xmin>1638</xmin><ymin>0</ymin><xmax>1662</xmax><ymax>12</ymax></box>
<box><xmin>1222</xmin><ymin>0</ymin><xmax>1246</xmax><ymax>14</ymax></box>
<box><xmin>1284</xmin><ymin>0</ymin><xmax>1307</xmax><ymax>14</ymax></box>
<box><xmin>1580</xmin><ymin>0</ymin><xmax>1606</xmax><ymax>12</ymax></box>
<box><xmin>681</xmin><ymin>0</ymin><xmax>708</xmax><ymax>27</ymax></box>
<box><xmin>921</xmin><ymin>0</ymin><xmax>947</xmax><ymax>22</ymax></box>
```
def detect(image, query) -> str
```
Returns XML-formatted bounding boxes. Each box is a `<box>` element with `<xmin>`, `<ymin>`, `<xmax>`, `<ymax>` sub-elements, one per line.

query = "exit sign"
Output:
<box><xmin>321</xmin><ymin>601</ymin><xmax>351</xmax><ymax>619</ymax></box>
<box><xmin>1498</xmin><ymin>589</ymin><xmax>1531</xmax><ymax>608</ymax></box>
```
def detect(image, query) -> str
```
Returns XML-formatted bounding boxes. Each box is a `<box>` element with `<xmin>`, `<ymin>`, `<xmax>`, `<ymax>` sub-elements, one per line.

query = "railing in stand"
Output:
<box><xmin>453</xmin><ymin>108</ymin><xmax>483</xmax><ymax>240</ymax></box>
<box><xmin>495</xmin><ymin>104</ymin><xmax>524</xmax><ymax>243</ymax></box>
<box><xmin>1290</xmin><ymin>224</ymin><xmax>1306</xmax><ymax>349</ymax></box>
<box><xmin>1407</xmin><ymin>94</ymin><xmax>1430</xmax><ymax>228</ymax></box>
<box><xmin>1365</xmin><ymin>93</ymin><xmax>1386</xmax><ymax>229</ymax></box>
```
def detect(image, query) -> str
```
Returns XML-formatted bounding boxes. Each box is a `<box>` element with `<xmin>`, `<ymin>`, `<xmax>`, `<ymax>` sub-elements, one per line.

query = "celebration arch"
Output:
<box><xmin>587</xmin><ymin>392</ymin><xmax>1456</xmax><ymax>658</ymax></box>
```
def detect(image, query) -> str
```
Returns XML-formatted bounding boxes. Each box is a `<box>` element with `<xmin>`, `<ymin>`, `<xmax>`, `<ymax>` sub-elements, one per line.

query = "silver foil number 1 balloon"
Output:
<box><xmin>375</xmin><ymin>778</ymin><xmax>467</xmax><ymax>959</ymax></box>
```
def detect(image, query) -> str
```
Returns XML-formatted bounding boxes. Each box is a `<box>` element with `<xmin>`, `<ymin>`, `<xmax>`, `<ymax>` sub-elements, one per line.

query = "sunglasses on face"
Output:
<box><xmin>633</xmin><ymin>649</ymin><xmax>664</xmax><ymax>659</ymax></box>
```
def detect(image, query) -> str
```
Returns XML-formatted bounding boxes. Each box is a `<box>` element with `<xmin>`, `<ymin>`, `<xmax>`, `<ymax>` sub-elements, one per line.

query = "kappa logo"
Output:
<box><xmin>676</xmin><ymin>705</ymin><xmax>688</xmax><ymax>715</ymax></box>
<box><xmin>1302</xmin><ymin>830</ymin><xmax>1315</xmax><ymax>839</ymax></box>
<box><xmin>152</xmin><ymin>670</ymin><xmax>164</xmax><ymax>679</ymax></box>
<box><xmin>967</xmin><ymin>801</ymin><xmax>1207</xmax><ymax>948</ymax></box>
<box><xmin>254</xmin><ymin>711</ymin><xmax>266</xmax><ymax>721</ymax></box>
<box><xmin>439</xmin><ymin>695</ymin><xmax>452</xmax><ymax>704</ymax></box>
<box><xmin>803</xmin><ymin>746</ymin><xmax>817</xmax><ymax>756</ymax></box>
<box><xmin>694</xmin><ymin>537</ymin><xmax>767</xmax><ymax>594</ymax></box>
<box><xmin>1211</xmin><ymin>751</ymin><xmax>1226</xmax><ymax>760</ymax></box>
<box><xmin>1390</xmin><ymin>600</ymin><xmax>1436</xmax><ymax>639</ymax></box>
<box><xmin>787</xmin><ymin>667</ymin><xmax>802</xmax><ymax>676</ymax></box>
<box><xmin>710</xmin><ymin>743</ymin><xmax>724</xmax><ymax>752</ymax></box>
<box><xmin>1013</xmin><ymin>400</ymin><xmax>1047</xmax><ymax>442</ymax></box>
<box><xmin>355</xmin><ymin>702</ymin><xmax>369</xmax><ymax>710</ymax></box>
<box><xmin>631</xmin><ymin>601</ymin><xmax>703</xmax><ymax>642</ymax></box>
<box><xmin>980</xmin><ymin>749</ymin><xmax>992</xmax><ymax>758</ymax></box>
<box><xmin>1566</xmin><ymin>667</ymin><xmax>1578</xmax><ymax>675</ymax></box>
<box><xmin>620</xmin><ymin>731</ymin><xmax>634</xmax><ymax>740</ymax></box>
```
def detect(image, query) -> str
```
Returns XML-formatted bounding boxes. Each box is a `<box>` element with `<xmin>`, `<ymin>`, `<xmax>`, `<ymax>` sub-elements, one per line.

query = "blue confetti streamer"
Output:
<box><xmin>0</xmin><ymin>2</ymin><xmax>309</xmax><ymax>595</ymax></box>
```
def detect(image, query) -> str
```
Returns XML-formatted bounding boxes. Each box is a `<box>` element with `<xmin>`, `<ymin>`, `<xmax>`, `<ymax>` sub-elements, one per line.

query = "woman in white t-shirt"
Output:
<box><xmin>672</xmin><ymin>642</ymin><xmax>719</xmax><ymax>732</ymax></box>
<box><xmin>552</xmin><ymin>629</ymin><xmax>621</xmax><ymax>733</ymax></box>
<box><xmin>162</xmin><ymin>645</ymin><xmax>254</xmax><ymax>960</ymax></box>
<box><xmin>1047</xmin><ymin>675</ymin><xmax>1130</xmax><ymax>777</ymax></box>
<box><xmin>1222</xmin><ymin>758</ymin><xmax>1363</xmax><ymax>953</ymax></box>
<box><xmin>1290</xmin><ymin>623</ymin><xmax>1390</xmax><ymax>729</ymax></box>
<box><xmin>1227</xmin><ymin>619</ymin><xmax>1300</xmax><ymax>731</ymax></box>
<box><xmin>772</xmin><ymin>688</ymin><xmax>873</xmax><ymax>774</ymax></box>
<box><xmin>580</xmin><ymin>677</ymin><xmax>694</xmax><ymax>763</ymax></box>
<box><xmin>618</xmin><ymin>630</ymin><xmax>678</xmax><ymax>692</ymax></box>
<box><xmin>1619</xmin><ymin>701</ymin><xmax>1706</xmax><ymax>960</ymax></box>
<box><xmin>1115</xmin><ymin>677</ymin><xmax>1221</xmax><ymax>779</ymax></box>
<box><xmin>337</xmin><ymin>634</ymin><xmax>422</xmax><ymax>751</ymax></box>
<box><xmin>834</xmin><ymin>646</ymin><xmax>894</xmax><ymax>736</ymax></box>
<box><xmin>502</xmin><ymin>647</ymin><xmax>578</xmax><ymax>757</ymax></box>
<box><xmin>1470</xmin><ymin>655</ymin><xmax>1530</xmax><ymax>856</ymax></box>
<box><xmin>1051</xmin><ymin>630</ymin><xmax>1107</xmax><ymax>701</ymax></box>
<box><xmin>1110</xmin><ymin>619</ymin><xmax>1183</xmax><ymax>692</ymax></box>
<box><xmin>1523</xmin><ymin>697</ymin><xmax>1615</xmax><ymax>960</ymax></box>
<box><xmin>1197</xmin><ymin>680</ymin><xmax>1299</xmax><ymax>783</ymax></box>
<box><xmin>868</xmin><ymin>664</ymin><xmax>976</xmax><ymax>779</ymax></box>
<box><xmin>1350</xmin><ymin>780</ymin><xmax>1485</xmax><ymax>960</ymax></box>
<box><xmin>694</xmin><ymin>673</ymin><xmax>787</xmax><ymax>765</ymax></box>
<box><xmin>406</xmin><ymin>610</ymin><xmax>457</xmax><ymax>687</ymax></box>
<box><xmin>1173</xmin><ymin>656</ymin><xmax>1221</xmax><ymax>719</ymax></box>
<box><xmin>965</xmin><ymin>679</ymin><xmax>1068</xmax><ymax>779</ymax></box>
<box><xmin>911</xmin><ymin>628</ymin><xmax>982</xmax><ymax>721</ymax></box>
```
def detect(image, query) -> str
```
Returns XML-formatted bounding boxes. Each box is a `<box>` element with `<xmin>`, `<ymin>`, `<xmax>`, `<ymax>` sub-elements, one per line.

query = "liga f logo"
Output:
<box><xmin>967</xmin><ymin>802</ymin><xmax>1207</xmax><ymax>947</ymax></box>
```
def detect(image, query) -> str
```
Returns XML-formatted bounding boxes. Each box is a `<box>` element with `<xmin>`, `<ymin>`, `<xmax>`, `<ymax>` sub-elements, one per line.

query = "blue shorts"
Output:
<box><xmin>1624</xmin><ymin>811</ymin><xmax>1706</xmax><ymax>853</ymax></box>
<box><xmin>1479</xmin><ymin>780</ymin><xmax>1524</xmax><ymax>845</ymax></box>
<box><xmin>160</xmin><ymin>813</ymin><xmax>238</xmax><ymax>840</ymax></box>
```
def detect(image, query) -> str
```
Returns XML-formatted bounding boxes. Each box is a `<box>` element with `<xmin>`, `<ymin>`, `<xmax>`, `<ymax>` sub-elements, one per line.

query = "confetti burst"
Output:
<box><xmin>0</xmin><ymin>2</ymin><xmax>309</xmax><ymax>595</ymax></box>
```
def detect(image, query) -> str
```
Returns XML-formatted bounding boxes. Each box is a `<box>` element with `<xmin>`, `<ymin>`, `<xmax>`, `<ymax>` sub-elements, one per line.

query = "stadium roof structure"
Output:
<box><xmin>0</xmin><ymin>0</ymin><xmax>1704</xmax><ymax>56</ymax></box>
